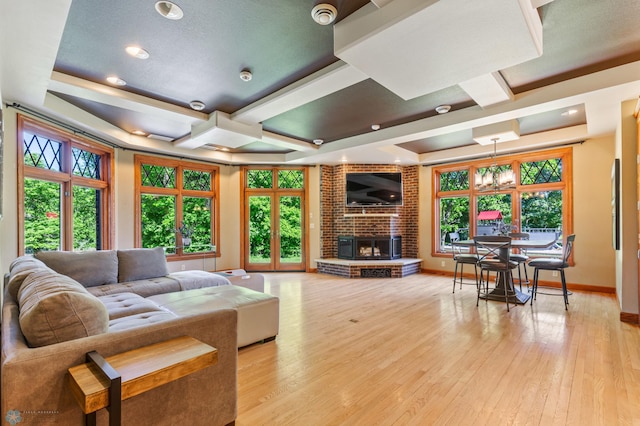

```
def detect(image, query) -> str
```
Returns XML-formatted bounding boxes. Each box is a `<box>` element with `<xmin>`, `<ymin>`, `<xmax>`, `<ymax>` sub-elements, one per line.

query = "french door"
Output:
<box><xmin>242</xmin><ymin>168</ymin><xmax>307</xmax><ymax>272</ymax></box>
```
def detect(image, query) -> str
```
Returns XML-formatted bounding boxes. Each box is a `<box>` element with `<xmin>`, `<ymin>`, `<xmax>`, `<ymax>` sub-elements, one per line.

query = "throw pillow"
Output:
<box><xmin>34</xmin><ymin>250</ymin><xmax>118</xmax><ymax>287</ymax></box>
<box><xmin>117</xmin><ymin>247</ymin><xmax>168</xmax><ymax>282</ymax></box>
<box><xmin>17</xmin><ymin>270</ymin><xmax>109</xmax><ymax>347</ymax></box>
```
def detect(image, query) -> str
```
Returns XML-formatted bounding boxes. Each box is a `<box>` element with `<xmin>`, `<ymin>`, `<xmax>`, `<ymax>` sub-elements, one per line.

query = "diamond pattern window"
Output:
<box><xmin>141</xmin><ymin>164</ymin><xmax>176</xmax><ymax>188</ymax></box>
<box><xmin>278</xmin><ymin>170</ymin><xmax>304</xmax><ymax>189</ymax></box>
<box><xmin>23</xmin><ymin>132</ymin><xmax>62</xmax><ymax>171</ymax></box>
<box><xmin>439</xmin><ymin>170</ymin><xmax>469</xmax><ymax>191</ymax></box>
<box><xmin>247</xmin><ymin>169</ymin><xmax>273</xmax><ymax>188</ymax></box>
<box><xmin>72</xmin><ymin>148</ymin><xmax>101</xmax><ymax>179</ymax></box>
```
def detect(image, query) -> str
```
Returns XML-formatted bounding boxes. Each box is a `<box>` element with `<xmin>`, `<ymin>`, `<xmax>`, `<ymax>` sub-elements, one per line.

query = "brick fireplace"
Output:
<box><xmin>319</xmin><ymin>164</ymin><xmax>419</xmax><ymax>260</ymax></box>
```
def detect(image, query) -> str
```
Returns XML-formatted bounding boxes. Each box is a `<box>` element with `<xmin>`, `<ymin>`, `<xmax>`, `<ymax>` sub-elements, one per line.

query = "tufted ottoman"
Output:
<box><xmin>147</xmin><ymin>285</ymin><xmax>279</xmax><ymax>348</ymax></box>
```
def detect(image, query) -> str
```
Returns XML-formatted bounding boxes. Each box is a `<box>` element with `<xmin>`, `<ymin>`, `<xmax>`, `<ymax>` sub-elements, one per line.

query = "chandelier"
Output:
<box><xmin>474</xmin><ymin>138</ymin><xmax>516</xmax><ymax>192</ymax></box>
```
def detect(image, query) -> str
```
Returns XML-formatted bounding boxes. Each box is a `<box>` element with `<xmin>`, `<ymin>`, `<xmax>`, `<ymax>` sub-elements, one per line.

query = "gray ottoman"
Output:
<box><xmin>147</xmin><ymin>285</ymin><xmax>279</xmax><ymax>348</ymax></box>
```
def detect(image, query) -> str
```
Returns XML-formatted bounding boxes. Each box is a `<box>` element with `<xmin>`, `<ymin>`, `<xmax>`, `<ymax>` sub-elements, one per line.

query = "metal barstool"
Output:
<box><xmin>450</xmin><ymin>233</ymin><xmax>479</xmax><ymax>292</ymax></box>
<box><xmin>508</xmin><ymin>232</ymin><xmax>530</xmax><ymax>291</ymax></box>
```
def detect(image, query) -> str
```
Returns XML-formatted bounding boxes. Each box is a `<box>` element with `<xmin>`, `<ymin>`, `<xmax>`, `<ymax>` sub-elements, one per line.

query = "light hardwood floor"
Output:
<box><xmin>236</xmin><ymin>273</ymin><xmax>640</xmax><ymax>425</ymax></box>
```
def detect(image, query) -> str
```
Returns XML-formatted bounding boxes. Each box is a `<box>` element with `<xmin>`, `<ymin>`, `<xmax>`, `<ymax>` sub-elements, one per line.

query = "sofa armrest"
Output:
<box><xmin>2</xmin><ymin>301</ymin><xmax>238</xmax><ymax>425</ymax></box>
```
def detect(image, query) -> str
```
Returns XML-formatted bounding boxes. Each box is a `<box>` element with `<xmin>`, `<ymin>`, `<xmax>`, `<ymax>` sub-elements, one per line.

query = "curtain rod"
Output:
<box><xmin>6</xmin><ymin>102</ymin><xmax>234</xmax><ymax>166</ymax></box>
<box><xmin>421</xmin><ymin>140</ymin><xmax>585</xmax><ymax>167</ymax></box>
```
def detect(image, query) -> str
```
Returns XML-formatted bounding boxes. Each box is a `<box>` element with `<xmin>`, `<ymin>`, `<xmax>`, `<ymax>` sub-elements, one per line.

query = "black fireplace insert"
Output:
<box><xmin>338</xmin><ymin>236</ymin><xmax>402</xmax><ymax>260</ymax></box>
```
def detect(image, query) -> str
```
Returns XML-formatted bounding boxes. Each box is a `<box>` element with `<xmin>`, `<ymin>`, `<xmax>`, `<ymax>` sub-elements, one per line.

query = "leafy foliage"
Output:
<box><xmin>24</xmin><ymin>178</ymin><xmax>61</xmax><ymax>253</ymax></box>
<box><xmin>141</xmin><ymin>194</ymin><xmax>176</xmax><ymax>251</ymax></box>
<box><xmin>440</xmin><ymin>197</ymin><xmax>469</xmax><ymax>242</ymax></box>
<box><xmin>73</xmin><ymin>186</ymin><xmax>99</xmax><ymax>250</ymax></box>
<box><xmin>248</xmin><ymin>195</ymin><xmax>302</xmax><ymax>262</ymax></box>
<box><xmin>521</xmin><ymin>191</ymin><xmax>562</xmax><ymax>229</ymax></box>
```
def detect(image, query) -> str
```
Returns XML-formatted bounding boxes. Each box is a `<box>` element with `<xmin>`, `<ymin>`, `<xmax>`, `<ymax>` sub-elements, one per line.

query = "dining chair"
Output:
<box><xmin>529</xmin><ymin>234</ymin><xmax>575</xmax><ymax>310</ymax></box>
<box><xmin>474</xmin><ymin>235</ymin><xmax>518</xmax><ymax>311</ymax></box>
<box><xmin>450</xmin><ymin>233</ymin><xmax>479</xmax><ymax>293</ymax></box>
<box><xmin>508</xmin><ymin>232</ymin><xmax>530</xmax><ymax>291</ymax></box>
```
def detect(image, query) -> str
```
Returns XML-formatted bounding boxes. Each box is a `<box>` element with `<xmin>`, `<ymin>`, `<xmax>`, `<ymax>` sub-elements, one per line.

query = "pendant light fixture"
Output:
<box><xmin>474</xmin><ymin>138</ymin><xmax>516</xmax><ymax>192</ymax></box>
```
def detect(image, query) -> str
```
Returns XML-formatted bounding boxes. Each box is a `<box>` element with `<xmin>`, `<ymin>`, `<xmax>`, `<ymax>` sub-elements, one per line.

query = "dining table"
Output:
<box><xmin>453</xmin><ymin>237</ymin><xmax>559</xmax><ymax>304</ymax></box>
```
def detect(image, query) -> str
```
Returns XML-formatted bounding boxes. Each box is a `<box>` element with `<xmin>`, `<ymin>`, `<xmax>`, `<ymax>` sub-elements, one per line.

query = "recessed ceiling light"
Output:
<box><xmin>435</xmin><ymin>105</ymin><xmax>451</xmax><ymax>114</ymax></box>
<box><xmin>371</xmin><ymin>124</ymin><xmax>381</xmax><ymax>131</ymax></box>
<box><xmin>313</xmin><ymin>139</ymin><xmax>324</xmax><ymax>145</ymax></box>
<box><xmin>561</xmin><ymin>109</ymin><xmax>579</xmax><ymax>116</ymax></box>
<box><xmin>220</xmin><ymin>147</ymin><xmax>230</xmax><ymax>152</ymax></box>
<box><xmin>106</xmin><ymin>76</ymin><xmax>127</xmax><ymax>86</ymax></box>
<box><xmin>132</xmin><ymin>130</ymin><xmax>146</xmax><ymax>136</ymax></box>
<box><xmin>239</xmin><ymin>70</ymin><xmax>252</xmax><ymax>82</ymax></box>
<box><xmin>155</xmin><ymin>1</ymin><xmax>184</xmax><ymax>20</ymax></box>
<box><xmin>125</xmin><ymin>46</ymin><xmax>150</xmax><ymax>59</ymax></box>
<box><xmin>189</xmin><ymin>100</ymin><xmax>206</xmax><ymax>111</ymax></box>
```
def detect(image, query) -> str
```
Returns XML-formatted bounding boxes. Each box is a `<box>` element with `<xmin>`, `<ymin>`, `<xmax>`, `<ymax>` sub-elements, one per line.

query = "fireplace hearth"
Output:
<box><xmin>338</xmin><ymin>236</ymin><xmax>402</xmax><ymax>260</ymax></box>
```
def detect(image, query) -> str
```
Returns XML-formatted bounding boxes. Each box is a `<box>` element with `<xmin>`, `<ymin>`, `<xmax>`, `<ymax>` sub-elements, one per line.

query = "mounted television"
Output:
<box><xmin>345</xmin><ymin>172</ymin><xmax>403</xmax><ymax>207</ymax></box>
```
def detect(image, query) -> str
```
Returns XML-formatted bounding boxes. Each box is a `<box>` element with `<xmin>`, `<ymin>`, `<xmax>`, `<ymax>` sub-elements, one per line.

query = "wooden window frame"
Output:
<box><xmin>240</xmin><ymin>166</ymin><xmax>309</xmax><ymax>270</ymax></box>
<box><xmin>17</xmin><ymin>115</ymin><xmax>114</xmax><ymax>254</ymax></box>
<box><xmin>432</xmin><ymin>147</ymin><xmax>573</xmax><ymax>259</ymax></box>
<box><xmin>134</xmin><ymin>154</ymin><xmax>220</xmax><ymax>261</ymax></box>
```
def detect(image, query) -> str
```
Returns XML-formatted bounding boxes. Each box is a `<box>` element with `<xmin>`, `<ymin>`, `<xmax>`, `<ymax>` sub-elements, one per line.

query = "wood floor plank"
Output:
<box><xmin>236</xmin><ymin>272</ymin><xmax>640</xmax><ymax>425</ymax></box>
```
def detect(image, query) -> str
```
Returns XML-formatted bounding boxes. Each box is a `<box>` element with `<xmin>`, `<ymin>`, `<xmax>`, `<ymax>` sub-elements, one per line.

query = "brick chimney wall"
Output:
<box><xmin>320</xmin><ymin>164</ymin><xmax>419</xmax><ymax>259</ymax></box>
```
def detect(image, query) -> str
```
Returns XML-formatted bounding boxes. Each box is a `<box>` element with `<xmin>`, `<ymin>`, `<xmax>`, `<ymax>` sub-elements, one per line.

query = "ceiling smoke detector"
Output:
<box><xmin>239</xmin><ymin>70</ymin><xmax>252</xmax><ymax>82</ymax></box>
<box><xmin>312</xmin><ymin>3</ymin><xmax>338</xmax><ymax>25</ymax></box>
<box><xmin>313</xmin><ymin>139</ymin><xmax>324</xmax><ymax>145</ymax></box>
<box><xmin>435</xmin><ymin>105</ymin><xmax>451</xmax><ymax>114</ymax></box>
<box><xmin>189</xmin><ymin>100</ymin><xmax>205</xmax><ymax>111</ymax></box>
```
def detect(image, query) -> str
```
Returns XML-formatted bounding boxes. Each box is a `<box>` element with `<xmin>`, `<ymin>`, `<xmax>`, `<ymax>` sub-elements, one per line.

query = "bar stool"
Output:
<box><xmin>474</xmin><ymin>235</ymin><xmax>518</xmax><ymax>312</ymax></box>
<box><xmin>508</xmin><ymin>232</ymin><xmax>530</xmax><ymax>290</ymax></box>
<box><xmin>450</xmin><ymin>233</ymin><xmax>479</xmax><ymax>293</ymax></box>
<box><xmin>530</xmin><ymin>234</ymin><xmax>575</xmax><ymax>310</ymax></box>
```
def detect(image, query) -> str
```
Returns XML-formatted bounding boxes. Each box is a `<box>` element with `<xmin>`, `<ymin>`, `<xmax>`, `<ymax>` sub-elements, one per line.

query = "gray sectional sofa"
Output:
<box><xmin>1</xmin><ymin>248</ymin><xmax>279</xmax><ymax>425</ymax></box>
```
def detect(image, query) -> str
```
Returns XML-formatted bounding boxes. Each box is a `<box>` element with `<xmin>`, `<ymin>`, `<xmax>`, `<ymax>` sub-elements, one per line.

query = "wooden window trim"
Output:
<box><xmin>134</xmin><ymin>154</ymin><xmax>220</xmax><ymax>260</ymax></box>
<box><xmin>432</xmin><ymin>147</ymin><xmax>573</xmax><ymax>261</ymax></box>
<box><xmin>17</xmin><ymin>115</ymin><xmax>114</xmax><ymax>254</ymax></box>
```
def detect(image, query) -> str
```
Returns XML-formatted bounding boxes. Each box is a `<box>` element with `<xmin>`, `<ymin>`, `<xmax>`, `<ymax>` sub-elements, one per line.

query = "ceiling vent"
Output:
<box><xmin>312</xmin><ymin>4</ymin><xmax>338</xmax><ymax>25</ymax></box>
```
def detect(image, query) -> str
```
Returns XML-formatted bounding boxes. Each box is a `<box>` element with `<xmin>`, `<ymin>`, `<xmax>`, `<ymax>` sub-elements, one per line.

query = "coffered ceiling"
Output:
<box><xmin>1</xmin><ymin>0</ymin><xmax>640</xmax><ymax>165</ymax></box>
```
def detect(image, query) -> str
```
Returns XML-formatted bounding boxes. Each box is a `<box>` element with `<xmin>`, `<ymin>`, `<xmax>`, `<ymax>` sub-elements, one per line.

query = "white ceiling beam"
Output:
<box><xmin>285</xmin><ymin>60</ymin><xmax>640</xmax><ymax>164</ymax></box>
<box><xmin>262</xmin><ymin>131</ymin><xmax>318</xmax><ymax>152</ymax></box>
<box><xmin>419</xmin><ymin>124</ymin><xmax>588</xmax><ymax>165</ymax></box>
<box><xmin>459</xmin><ymin>72</ymin><xmax>514</xmax><ymax>107</ymax></box>
<box><xmin>232</xmin><ymin>61</ymin><xmax>368</xmax><ymax>124</ymax></box>
<box><xmin>49</xmin><ymin>71</ymin><xmax>207</xmax><ymax>123</ymax></box>
<box><xmin>334</xmin><ymin>0</ymin><xmax>542</xmax><ymax>100</ymax></box>
<box><xmin>42</xmin><ymin>93</ymin><xmax>235</xmax><ymax>162</ymax></box>
<box><xmin>530</xmin><ymin>0</ymin><xmax>555</xmax><ymax>9</ymax></box>
<box><xmin>176</xmin><ymin>111</ymin><xmax>262</xmax><ymax>150</ymax></box>
<box><xmin>0</xmin><ymin>0</ymin><xmax>72</xmax><ymax>107</ymax></box>
<box><xmin>370</xmin><ymin>0</ymin><xmax>395</xmax><ymax>8</ymax></box>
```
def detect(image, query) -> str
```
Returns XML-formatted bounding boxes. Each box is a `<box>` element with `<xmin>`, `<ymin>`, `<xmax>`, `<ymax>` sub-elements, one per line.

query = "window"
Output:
<box><xmin>135</xmin><ymin>155</ymin><xmax>218</xmax><ymax>258</ymax></box>
<box><xmin>18</xmin><ymin>116</ymin><xmax>113</xmax><ymax>254</ymax></box>
<box><xmin>433</xmin><ymin>147</ymin><xmax>572</xmax><ymax>257</ymax></box>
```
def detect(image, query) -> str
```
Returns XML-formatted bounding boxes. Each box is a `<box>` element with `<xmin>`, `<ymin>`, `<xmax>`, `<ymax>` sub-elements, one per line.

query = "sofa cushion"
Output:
<box><xmin>169</xmin><ymin>270</ymin><xmax>231</xmax><ymax>291</ymax></box>
<box><xmin>117</xmin><ymin>248</ymin><xmax>168</xmax><ymax>282</ymax></box>
<box><xmin>86</xmin><ymin>276</ymin><xmax>181</xmax><ymax>298</ymax></box>
<box><xmin>17</xmin><ymin>270</ymin><xmax>109</xmax><ymax>347</ymax></box>
<box><xmin>7</xmin><ymin>256</ymin><xmax>52</xmax><ymax>301</ymax></box>
<box><xmin>98</xmin><ymin>292</ymin><xmax>167</xmax><ymax>320</ymax></box>
<box><xmin>35</xmin><ymin>250</ymin><xmax>118</xmax><ymax>287</ymax></box>
<box><xmin>108</xmin><ymin>311</ymin><xmax>178</xmax><ymax>332</ymax></box>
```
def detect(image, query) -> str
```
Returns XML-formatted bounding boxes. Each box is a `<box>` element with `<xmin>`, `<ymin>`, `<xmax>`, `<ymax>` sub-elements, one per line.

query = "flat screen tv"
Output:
<box><xmin>345</xmin><ymin>172</ymin><xmax>403</xmax><ymax>207</ymax></box>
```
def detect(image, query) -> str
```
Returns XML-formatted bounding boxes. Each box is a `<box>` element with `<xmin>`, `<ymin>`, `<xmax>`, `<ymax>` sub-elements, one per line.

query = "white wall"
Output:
<box><xmin>419</xmin><ymin>136</ymin><xmax>618</xmax><ymax>291</ymax></box>
<box><xmin>0</xmin><ymin>106</ymin><xmax>18</xmax><ymax>273</ymax></box>
<box><xmin>308</xmin><ymin>165</ymin><xmax>321</xmax><ymax>269</ymax></box>
<box><xmin>616</xmin><ymin>99</ymin><xmax>639</xmax><ymax>315</ymax></box>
